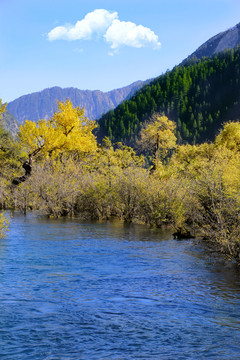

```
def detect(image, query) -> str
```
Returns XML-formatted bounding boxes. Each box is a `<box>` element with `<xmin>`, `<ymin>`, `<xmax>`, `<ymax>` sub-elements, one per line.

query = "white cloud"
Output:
<box><xmin>47</xmin><ymin>9</ymin><xmax>161</xmax><ymax>55</ymax></box>
<box><xmin>48</xmin><ymin>9</ymin><xmax>118</xmax><ymax>41</ymax></box>
<box><xmin>104</xmin><ymin>19</ymin><xmax>161</xmax><ymax>53</ymax></box>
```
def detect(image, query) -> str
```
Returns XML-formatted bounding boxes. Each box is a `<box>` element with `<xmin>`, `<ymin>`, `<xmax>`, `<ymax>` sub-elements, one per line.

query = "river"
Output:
<box><xmin>0</xmin><ymin>213</ymin><xmax>240</xmax><ymax>359</ymax></box>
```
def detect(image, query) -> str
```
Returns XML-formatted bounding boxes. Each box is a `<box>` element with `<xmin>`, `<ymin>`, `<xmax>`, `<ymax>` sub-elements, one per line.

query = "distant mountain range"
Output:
<box><xmin>7</xmin><ymin>81</ymin><xmax>149</xmax><ymax>125</ymax></box>
<box><xmin>182</xmin><ymin>22</ymin><xmax>240</xmax><ymax>64</ymax></box>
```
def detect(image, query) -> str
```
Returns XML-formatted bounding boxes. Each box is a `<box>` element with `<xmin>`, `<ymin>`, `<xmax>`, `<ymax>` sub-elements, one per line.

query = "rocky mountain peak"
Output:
<box><xmin>182</xmin><ymin>22</ymin><xmax>240</xmax><ymax>64</ymax></box>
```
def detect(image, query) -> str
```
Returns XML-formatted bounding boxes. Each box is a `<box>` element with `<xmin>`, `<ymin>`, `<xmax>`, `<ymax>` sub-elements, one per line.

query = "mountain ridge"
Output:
<box><xmin>7</xmin><ymin>80</ymin><xmax>149</xmax><ymax>124</ymax></box>
<box><xmin>182</xmin><ymin>22</ymin><xmax>240</xmax><ymax>64</ymax></box>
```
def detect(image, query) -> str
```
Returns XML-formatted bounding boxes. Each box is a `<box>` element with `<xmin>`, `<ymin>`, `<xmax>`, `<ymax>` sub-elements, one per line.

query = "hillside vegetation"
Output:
<box><xmin>98</xmin><ymin>48</ymin><xmax>240</xmax><ymax>145</ymax></box>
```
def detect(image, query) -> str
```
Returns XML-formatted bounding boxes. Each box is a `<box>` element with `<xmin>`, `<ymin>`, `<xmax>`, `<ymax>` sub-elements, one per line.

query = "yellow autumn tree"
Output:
<box><xmin>139</xmin><ymin>114</ymin><xmax>177</xmax><ymax>170</ymax></box>
<box><xmin>19</xmin><ymin>99</ymin><xmax>97</xmax><ymax>158</ymax></box>
<box><xmin>13</xmin><ymin>99</ymin><xmax>97</xmax><ymax>185</ymax></box>
<box><xmin>214</xmin><ymin>121</ymin><xmax>240</xmax><ymax>151</ymax></box>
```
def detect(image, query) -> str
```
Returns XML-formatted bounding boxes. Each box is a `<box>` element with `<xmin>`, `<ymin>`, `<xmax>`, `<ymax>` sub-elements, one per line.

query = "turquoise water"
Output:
<box><xmin>0</xmin><ymin>213</ymin><xmax>240</xmax><ymax>359</ymax></box>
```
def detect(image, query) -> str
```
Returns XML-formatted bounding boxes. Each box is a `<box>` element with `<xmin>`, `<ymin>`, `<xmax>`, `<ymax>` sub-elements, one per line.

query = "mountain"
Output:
<box><xmin>1</xmin><ymin>110</ymin><xmax>19</xmax><ymax>137</ymax></box>
<box><xmin>7</xmin><ymin>81</ymin><xmax>148</xmax><ymax>124</ymax></box>
<box><xmin>183</xmin><ymin>22</ymin><xmax>240</xmax><ymax>64</ymax></box>
<box><xmin>98</xmin><ymin>47</ymin><xmax>240</xmax><ymax>145</ymax></box>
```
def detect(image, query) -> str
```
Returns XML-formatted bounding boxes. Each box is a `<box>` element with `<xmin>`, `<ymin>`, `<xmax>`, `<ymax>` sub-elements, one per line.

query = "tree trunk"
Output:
<box><xmin>12</xmin><ymin>156</ymin><xmax>33</xmax><ymax>186</ymax></box>
<box><xmin>151</xmin><ymin>136</ymin><xmax>160</xmax><ymax>172</ymax></box>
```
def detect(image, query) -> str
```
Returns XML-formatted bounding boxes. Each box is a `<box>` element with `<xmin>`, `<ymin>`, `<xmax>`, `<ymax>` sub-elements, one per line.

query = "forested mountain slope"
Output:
<box><xmin>98</xmin><ymin>48</ymin><xmax>240</xmax><ymax>145</ymax></box>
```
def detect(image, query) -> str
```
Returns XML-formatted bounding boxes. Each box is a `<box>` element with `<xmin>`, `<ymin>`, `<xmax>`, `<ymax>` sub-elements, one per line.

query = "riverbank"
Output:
<box><xmin>1</xmin><ymin>106</ymin><xmax>240</xmax><ymax>262</ymax></box>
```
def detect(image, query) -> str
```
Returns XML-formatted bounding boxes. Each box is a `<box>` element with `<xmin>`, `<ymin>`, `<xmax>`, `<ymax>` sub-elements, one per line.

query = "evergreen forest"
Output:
<box><xmin>98</xmin><ymin>48</ymin><xmax>240</xmax><ymax>145</ymax></box>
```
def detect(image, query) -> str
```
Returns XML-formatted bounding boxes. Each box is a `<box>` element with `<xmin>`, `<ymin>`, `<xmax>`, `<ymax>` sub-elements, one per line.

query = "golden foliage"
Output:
<box><xmin>19</xmin><ymin>99</ymin><xmax>97</xmax><ymax>159</ymax></box>
<box><xmin>215</xmin><ymin>121</ymin><xmax>240</xmax><ymax>151</ymax></box>
<box><xmin>139</xmin><ymin>114</ymin><xmax>177</xmax><ymax>170</ymax></box>
<box><xmin>140</xmin><ymin>114</ymin><xmax>176</xmax><ymax>152</ymax></box>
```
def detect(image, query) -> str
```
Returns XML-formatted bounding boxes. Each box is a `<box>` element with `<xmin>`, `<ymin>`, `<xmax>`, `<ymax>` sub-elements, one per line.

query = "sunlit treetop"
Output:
<box><xmin>140</xmin><ymin>114</ymin><xmax>177</xmax><ymax>154</ymax></box>
<box><xmin>214</xmin><ymin>121</ymin><xmax>240</xmax><ymax>151</ymax></box>
<box><xmin>139</xmin><ymin>114</ymin><xmax>177</xmax><ymax>171</ymax></box>
<box><xmin>19</xmin><ymin>99</ymin><xmax>98</xmax><ymax>159</ymax></box>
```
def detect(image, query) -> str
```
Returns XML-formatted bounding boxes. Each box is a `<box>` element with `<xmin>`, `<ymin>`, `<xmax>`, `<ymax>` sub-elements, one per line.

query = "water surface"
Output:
<box><xmin>0</xmin><ymin>213</ymin><xmax>240</xmax><ymax>359</ymax></box>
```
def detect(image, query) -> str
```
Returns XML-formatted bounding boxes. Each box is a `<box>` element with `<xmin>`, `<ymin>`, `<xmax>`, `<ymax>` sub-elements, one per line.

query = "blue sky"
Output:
<box><xmin>1</xmin><ymin>0</ymin><xmax>240</xmax><ymax>102</ymax></box>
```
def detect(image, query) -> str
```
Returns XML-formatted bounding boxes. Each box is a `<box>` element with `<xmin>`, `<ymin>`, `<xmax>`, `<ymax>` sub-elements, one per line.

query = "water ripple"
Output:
<box><xmin>0</xmin><ymin>213</ymin><xmax>240</xmax><ymax>359</ymax></box>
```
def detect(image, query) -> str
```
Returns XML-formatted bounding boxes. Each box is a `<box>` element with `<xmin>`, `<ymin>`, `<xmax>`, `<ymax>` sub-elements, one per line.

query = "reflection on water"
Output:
<box><xmin>0</xmin><ymin>212</ymin><xmax>240</xmax><ymax>359</ymax></box>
